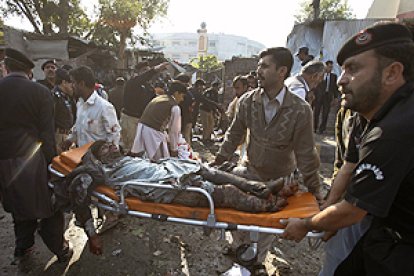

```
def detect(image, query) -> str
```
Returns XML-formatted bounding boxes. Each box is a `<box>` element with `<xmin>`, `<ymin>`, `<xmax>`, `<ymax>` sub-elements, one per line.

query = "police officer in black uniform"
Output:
<box><xmin>281</xmin><ymin>22</ymin><xmax>414</xmax><ymax>276</ymax></box>
<box><xmin>52</xmin><ymin>68</ymin><xmax>77</xmax><ymax>153</ymax></box>
<box><xmin>37</xmin><ymin>59</ymin><xmax>57</xmax><ymax>90</ymax></box>
<box><xmin>0</xmin><ymin>49</ymin><xmax>71</xmax><ymax>263</ymax></box>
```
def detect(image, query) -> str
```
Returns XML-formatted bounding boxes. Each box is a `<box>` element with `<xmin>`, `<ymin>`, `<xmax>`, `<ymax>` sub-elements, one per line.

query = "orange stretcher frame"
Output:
<box><xmin>50</xmin><ymin>144</ymin><xmax>321</xmax><ymax>230</ymax></box>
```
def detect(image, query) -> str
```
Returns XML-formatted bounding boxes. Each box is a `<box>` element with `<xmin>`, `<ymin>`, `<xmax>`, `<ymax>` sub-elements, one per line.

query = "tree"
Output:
<box><xmin>295</xmin><ymin>0</ymin><xmax>355</xmax><ymax>23</ymax></box>
<box><xmin>90</xmin><ymin>0</ymin><xmax>169</xmax><ymax>68</ymax></box>
<box><xmin>2</xmin><ymin>0</ymin><xmax>91</xmax><ymax>36</ymax></box>
<box><xmin>190</xmin><ymin>55</ymin><xmax>223</xmax><ymax>73</ymax></box>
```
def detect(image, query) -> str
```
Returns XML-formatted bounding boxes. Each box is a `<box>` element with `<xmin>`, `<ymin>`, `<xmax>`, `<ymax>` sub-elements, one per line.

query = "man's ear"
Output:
<box><xmin>278</xmin><ymin>66</ymin><xmax>288</xmax><ymax>78</ymax></box>
<box><xmin>382</xmin><ymin>61</ymin><xmax>404</xmax><ymax>86</ymax></box>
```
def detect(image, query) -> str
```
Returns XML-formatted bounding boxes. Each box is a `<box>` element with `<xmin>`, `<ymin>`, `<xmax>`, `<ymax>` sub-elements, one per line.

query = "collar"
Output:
<box><xmin>298</xmin><ymin>75</ymin><xmax>310</xmax><ymax>91</ymax></box>
<box><xmin>84</xmin><ymin>91</ymin><xmax>99</xmax><ymax>105</ymax></box>
<box><xmin>260</xmin><ymin>87</ymin><xmax>286</xmax><ymax>105</ymax></box>
<box><xmin>371</xmin><ymin>82</ymin><xmax>414</xmax><ymax>124</ymax></box>
<box><xmin>6</xmin><ymin>72</ymin><xmax>29</xmax><ymax>79</ymax></box>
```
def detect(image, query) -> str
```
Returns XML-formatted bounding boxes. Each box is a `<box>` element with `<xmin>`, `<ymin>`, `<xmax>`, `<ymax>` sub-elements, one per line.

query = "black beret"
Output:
<box><xmin>4</xmin><ymin>48</ymin><xmax>35</xmax><ymax>69</ymax></box>
<box><xmin>296</xmin><ymin>46</ymin><xmax>309</xmax><ymax>56</ymax></box>
<box><xmin>337</xmin><ymin>22</ymin><xmax>413</xmax><ymax>66</ymax></box>
<box><xmin>41</xmin><ymin>59</ymin><xmax>57</xmax><ymax>70</ymax></box>
<box><xmin>55</xmin><ymin>68</ymin><xmax>71</xmax><ymax>82</ymax></box>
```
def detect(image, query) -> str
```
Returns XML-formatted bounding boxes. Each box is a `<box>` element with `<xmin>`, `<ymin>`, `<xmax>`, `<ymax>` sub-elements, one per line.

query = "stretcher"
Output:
<box><xmin>49</xmin><ymin>143</ymin><xmax>323</xmax><ymax>265</ymax></box>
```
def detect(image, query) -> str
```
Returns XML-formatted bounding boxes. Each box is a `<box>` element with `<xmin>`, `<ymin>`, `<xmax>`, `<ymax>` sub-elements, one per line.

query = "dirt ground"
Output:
<box><xmin>0</xmin><ymin>133</ymin><xmax>335</xmax><ymax>276</ymax></box>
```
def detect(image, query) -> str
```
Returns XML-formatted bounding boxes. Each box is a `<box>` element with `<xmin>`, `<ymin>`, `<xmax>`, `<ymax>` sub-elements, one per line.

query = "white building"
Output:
<box><xmin>151</xmin><ymin>32</ymin><xmax>265</xmax><ymax>63</ymax></box>
<box><xmin>366</xmin><ymin>0</ymin><xmax>414</xmax><ymax>19</ymax></box>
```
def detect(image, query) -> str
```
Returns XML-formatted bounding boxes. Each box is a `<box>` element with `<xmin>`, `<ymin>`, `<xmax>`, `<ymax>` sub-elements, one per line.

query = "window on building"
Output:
<box><xmin>209</xmin><ymin>41</ymin><xmax>216</xmax><ymax>47</ymax></box>
<box><xmin>172</xmin><ymin>41</ymin><xmax>181</xmax><ymax>46</ymax></box>
<box><xmin>188</xmin><ymin>41</ymin><xmax>197</xmax><ymax>46</ymax></box>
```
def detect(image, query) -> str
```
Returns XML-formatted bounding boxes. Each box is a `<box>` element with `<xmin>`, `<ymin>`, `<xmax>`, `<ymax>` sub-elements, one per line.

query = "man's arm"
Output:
<box><xmin>293</xmin><ymin>105</ymin><xmax>321</xmax><ymax>198</ymax></box>
<box><xmin>102</xmin><ymin>103</ymin><xmax>121</xmax><ymax>146</ymax></box>
<box><xmin>132</xmin><ymin>62</ymin><xmax>169</xmax><ymax>85</ymax></box>
<box><xmin>281</xmin><ymin>199</ymin><xmax>367</xmax><ymax>242</ymax></box>
<box><xmin>168</xmin><ymin>105</ymin><xmax>181</xmax><ymax>156</ymax></box>
<box><xmin>321</xmin><ymin>161</ymin><xmax>356</xmax><ymax>209</ymax></box>
<box><xmin>38</xmin><ymin>87</ymin><xmax>57</xmax><ymax>162</ymax></box>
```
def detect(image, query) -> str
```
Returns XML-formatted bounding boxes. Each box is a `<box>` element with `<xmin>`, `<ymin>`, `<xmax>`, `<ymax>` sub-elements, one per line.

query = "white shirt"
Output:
<box><xmin>285</xmin><ymin>76</ymin><xmax>309</xmax><ymax>100</ymax></box>
<box><xmin>67</xmin><ymin>91</ymin><xmax>121</xmax><ymax>147</ymax></box>
<box><xmin>261</xmin><ymin>87</ymin><xmax>286</xmax><ymax>124</ymax></box>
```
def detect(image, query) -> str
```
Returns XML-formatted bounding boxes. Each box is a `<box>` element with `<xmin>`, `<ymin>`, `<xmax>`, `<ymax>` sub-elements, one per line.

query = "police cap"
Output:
<box><xmin>4</xmin><ymin>48</ymin><xmax>35</xmax><ymax>69</ymax></box>
<box><xmin>337</xmin><ymin>22</ymin><xmax>413</xmax><ymax>66</ymax></box>
<box><xmin>41</xmin><ymin>59</ymin><xmax>57</xmax><ymax>70</ymax></box>
<box><xmin>295</xmin><ymin>46</ymin><xmax>309</xmax><ymax>56</ymax></box>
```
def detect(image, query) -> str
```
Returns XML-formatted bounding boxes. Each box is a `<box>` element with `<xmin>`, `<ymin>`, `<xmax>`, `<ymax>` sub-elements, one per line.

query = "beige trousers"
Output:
<box><xmin>120</xmin><ymin>112</ymin><xmax>139</xmax><ymax>152</ymax></box>
<box><xmin>230</xmin><ymin>165</ymin><xmax>276</xmax><ymax>263</ymax></box>
<box><xmin>200</xmin><ymin>110</ymin><xmax>215</xmax><ymax>140</ymax></box>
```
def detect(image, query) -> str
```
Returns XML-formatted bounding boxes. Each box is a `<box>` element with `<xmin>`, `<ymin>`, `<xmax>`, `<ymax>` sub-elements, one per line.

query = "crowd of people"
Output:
<box><xmin>1</xmin><ymin>21</ymin><xmax>414</xmax><ymax>275</ymax></box>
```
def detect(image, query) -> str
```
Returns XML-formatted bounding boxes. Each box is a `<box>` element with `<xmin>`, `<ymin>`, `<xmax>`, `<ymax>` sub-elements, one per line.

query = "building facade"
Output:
<box><xmin>151</xmin><ymin>32</ymin><xmax>265</xmax><ymax>63</ymax></box>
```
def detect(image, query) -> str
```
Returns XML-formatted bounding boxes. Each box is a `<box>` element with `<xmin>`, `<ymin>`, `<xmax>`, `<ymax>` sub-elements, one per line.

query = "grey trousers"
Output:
<box><xmin>319</xmin><ymin>216</ymin><xmax>372</xmax><ymax>276</ymax></box>
<box><xmin>229</xmin><ymin>165</ymin><xmax>275</xmax><ymax>263</ymax></box>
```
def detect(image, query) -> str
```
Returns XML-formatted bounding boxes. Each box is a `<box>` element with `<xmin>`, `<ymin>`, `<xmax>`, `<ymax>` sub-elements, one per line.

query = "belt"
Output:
<box><xmin>56</xmin><ymin>128</ymin><xmax>70</xmax><ymax>135</ymax></box>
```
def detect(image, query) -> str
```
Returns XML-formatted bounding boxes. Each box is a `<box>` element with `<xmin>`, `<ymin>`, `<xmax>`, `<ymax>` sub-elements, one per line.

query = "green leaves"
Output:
<box><xmin>190</xmin><ymin>55</ymin><xmax>223</xmax><ymax>73</ymax></box>
<box><xmin>295</xmin><ymin>0</ymin><xmax>355</xmax><ymax>23</ymax></box>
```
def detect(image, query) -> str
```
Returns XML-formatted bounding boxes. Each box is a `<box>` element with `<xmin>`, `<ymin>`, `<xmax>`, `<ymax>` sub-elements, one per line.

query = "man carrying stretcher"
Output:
<box><xmin>55</xmin><ymin>141</ymin><xmax>300</xmax><ymax>255</ymax></box>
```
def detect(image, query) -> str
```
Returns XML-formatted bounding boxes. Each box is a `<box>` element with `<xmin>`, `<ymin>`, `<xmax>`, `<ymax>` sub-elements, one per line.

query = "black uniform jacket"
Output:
<box><xmin>0</xmin><ymin>73</ymin><xmax>56</xmax><ymax>220</ymax></box>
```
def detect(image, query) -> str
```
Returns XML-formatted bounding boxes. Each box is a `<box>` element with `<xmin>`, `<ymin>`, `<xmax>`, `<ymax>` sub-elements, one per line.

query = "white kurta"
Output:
<box><xmin>67</xmin><ymin>91</ymin><xmax>121</xmax><ymax>147</ymax></box>
<box><xmin>131</xmin><ymin>105</ymin><xmax>181</xmax><ymax>161</ymax></box>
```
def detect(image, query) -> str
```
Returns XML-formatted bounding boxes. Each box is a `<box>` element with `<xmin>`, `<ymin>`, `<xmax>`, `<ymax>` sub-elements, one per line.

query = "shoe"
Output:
<box><xmin>97</xmin><ymin>213</ymin><xmax>119</xmax><ymax>234</ymax></box>
<box><xmin>57</xmin><ymin>246</ymin><xmax>73</xmax><ymax>263</ymax></box>
<box><xmin>11</xmin><ymin>246</ymin><xmax>34</xmax><ymax>265</ymax></box>
<box><xmin>247</xmin><ymin>263</ymin><xmax>268</xmax><ymax>276</ymax></box>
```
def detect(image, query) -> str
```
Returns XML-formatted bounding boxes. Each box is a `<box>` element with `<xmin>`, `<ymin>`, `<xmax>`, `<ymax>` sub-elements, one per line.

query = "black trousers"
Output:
<box><xmin>13</xmin><ymin>211</ymin><xmax>65</xmax><ymax>257</ymax></box>
<box><xmin>314</xmin><ymin>93</ymin><xmax>332</xmax><ymax>132</ymax></box>
<box><xmin>335</xmin><ymin>225</ymin><xmax>414</xmax><ymax>276</ymax></box>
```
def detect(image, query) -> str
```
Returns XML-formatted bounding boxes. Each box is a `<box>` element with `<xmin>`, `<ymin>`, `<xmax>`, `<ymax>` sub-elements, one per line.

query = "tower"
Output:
<box><xmin>197</xmin><ymin>22</ymin><xmax>208</xmax><ymax>57</ymax></box>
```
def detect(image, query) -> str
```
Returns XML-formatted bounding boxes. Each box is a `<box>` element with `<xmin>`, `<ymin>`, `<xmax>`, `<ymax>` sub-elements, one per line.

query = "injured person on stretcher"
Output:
<box><xmin>54</xmin><ymin>141</ymin><xmax>299</xmax><ymax>255</ymax></box>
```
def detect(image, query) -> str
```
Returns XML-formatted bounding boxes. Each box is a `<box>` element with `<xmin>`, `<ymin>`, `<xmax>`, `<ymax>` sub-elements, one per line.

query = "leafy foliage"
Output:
<box><xmin>2</xmin><ymin>0</ymin><xmax>91</xmax><ymax>35</ymax></box>
<box><xmin>295</xmin><ymin>0</ymin><xmax>355</xmax><ymax>23</ymax></box>
<box><xmin>83</xmin><ymin>0</ymin><xmax>169</xmax><ymax>67</ymax></box>
<box><xmin>190</xmin><ymin>55</ymin><xmax>223</xmax><ymax>73</ymax></box>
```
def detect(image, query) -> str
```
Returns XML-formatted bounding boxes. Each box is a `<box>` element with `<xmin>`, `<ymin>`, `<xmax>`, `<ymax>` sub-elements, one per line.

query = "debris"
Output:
<box><xmin>153</xmin><ymin>250</ymin><xmax>162</xmax><ymax>256</ymax></box>
<box><xmin>111</xmin><ymin>249</ymin><xmax>122</xmax><ymax>256</ymax></box>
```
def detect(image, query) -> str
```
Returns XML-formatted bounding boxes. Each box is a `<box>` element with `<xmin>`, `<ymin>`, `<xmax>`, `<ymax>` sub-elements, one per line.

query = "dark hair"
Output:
<box><xmin>194</xmin><ymin>79</ymin><xmax>206</xmax><ymax>87</ymax></box>
<box><xmin>325</xmin><ymin>60</ymin><xmax>334</xmax><ymax>65</ymax></box>
<box><xmin>61</xmin><ymin>64</ymin><xmax>73</xmax><ymax>71</ymax></box>
<box><xmin>259</xmin><ymin>47</ymin><xmax>293</xmax><ymax>80</ymax></box>
<box><xmin>89</xmin><ymin>141</ymin><xmax>107</xmax><ymax>160</ymax></box>
<box><xmin>374</xmin><ymin>42</ymin><xmax>414</xmax><ymax>82</ymax></box>
<box><xmin>174</xmin><ymin>73</ymin><xmax>191</xmax><ymax>84</ymax></box>
<box><xmin>168</xmin><ymin>80</ymin><xmax>187</xmax><ymax>95</ymax></box>
<box><xmin>69</xmin><ymin>66</ymin><xmax>96</xmax><ymax>88</ymax></box>
<box><xmin>233</xmin><ymin>75</ymin><xmax>248</xmax><ymax>86</ymax></box>
<box><xmin>55</xmin><ymin>68</ymin><xmax>71</xmax><ymax>85</ymax></box>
